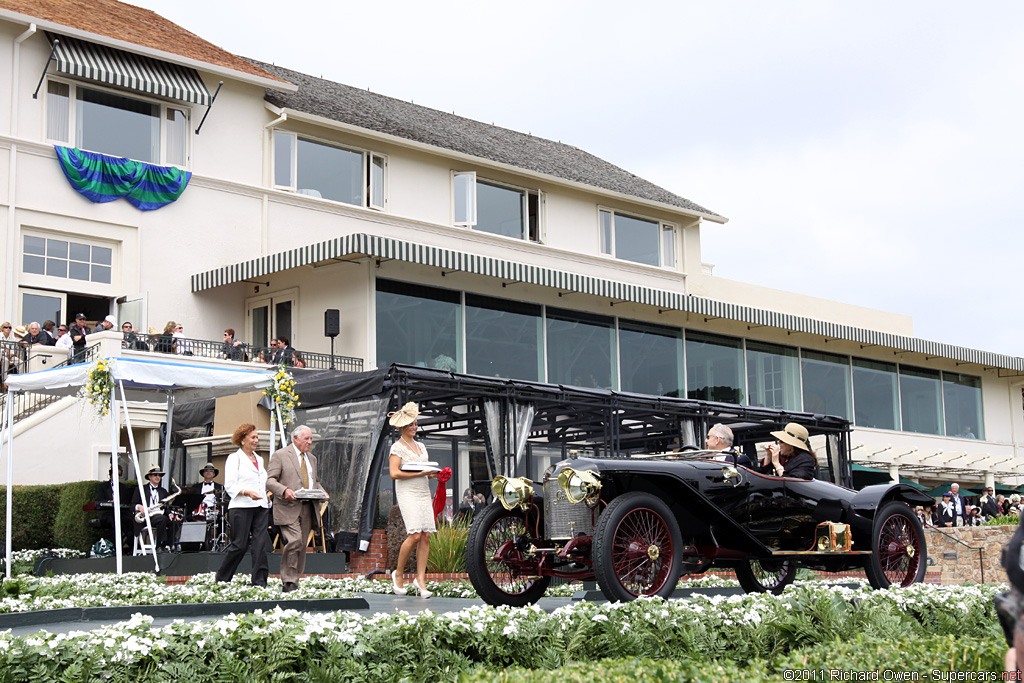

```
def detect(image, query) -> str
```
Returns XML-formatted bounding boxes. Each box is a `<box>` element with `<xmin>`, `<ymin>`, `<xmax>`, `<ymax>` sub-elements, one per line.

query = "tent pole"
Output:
<box><xmin>275</xmin><ymin>403</ymin><xmax>287</xmax><ymax>450</ymax></box>
<box><xmin>3</xmin><ymin>394</ymin><xmax>14</xmax><ymax>579</ymax></box>
<box><xmin>120</xmin><ymin>381</ymin><xmax>159</xmax><ymax>572</ymax></box>
<box><xmin>109</xmin><ymin>383</ymin><xmax>122</xmax><ymax>575</ymax></box>
<box><xmin>163</xmin><ymin>393</ymin><xmax>174</xmax><ymax>479</ymax></box>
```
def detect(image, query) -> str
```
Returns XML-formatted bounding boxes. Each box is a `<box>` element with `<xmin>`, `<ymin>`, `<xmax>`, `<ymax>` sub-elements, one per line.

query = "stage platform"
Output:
<box><xmin>37</xmin><ymin>551</ymin><xmax>350</xmax><ymax>577</ymax></box>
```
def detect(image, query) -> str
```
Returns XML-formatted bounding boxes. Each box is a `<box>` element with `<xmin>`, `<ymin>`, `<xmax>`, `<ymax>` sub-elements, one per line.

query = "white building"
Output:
<box><xmin>1</xmin><ymin>0</ymin><xmax>1021</xmax><ymax>493</ymax></box>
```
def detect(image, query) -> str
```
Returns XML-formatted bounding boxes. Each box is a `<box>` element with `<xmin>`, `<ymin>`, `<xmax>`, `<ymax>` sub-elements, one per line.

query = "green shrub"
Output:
<box><xmin>984</xmin><ymin>514</ymin><xmax>1020</xmax><ymax>526</ymax></box>
<box><xmin>428</xmin><ymin>517</ymin><xmax>469</xmax><ymax>573</ymax></box>
<box><xmin>53</xmin><ymin>480</ymin><xmax>105</xmax><ymax>552</ymax></box>
<box><xmin>459</xmin><ymin>657</ymin><xmax>772</xmax><ymax>683</ymax></box>
<box><xmin>0</xmin><ymin>484</ymin><xmax>63</xmax><ymax>550</ymax></box>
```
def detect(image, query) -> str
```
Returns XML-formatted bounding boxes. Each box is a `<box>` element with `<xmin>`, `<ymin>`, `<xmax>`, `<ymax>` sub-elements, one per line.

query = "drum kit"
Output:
<box><xmin>190</xmin><ymin>490</ymin><xmax>230</xmax><ymax>551</ymax></box>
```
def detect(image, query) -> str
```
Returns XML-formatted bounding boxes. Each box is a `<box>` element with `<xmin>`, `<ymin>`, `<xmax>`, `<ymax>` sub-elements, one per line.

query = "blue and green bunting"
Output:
<box><xmin>54</xmin><ymin>146</ymin><xmax>191</xmax><ymax>211</ymax></box>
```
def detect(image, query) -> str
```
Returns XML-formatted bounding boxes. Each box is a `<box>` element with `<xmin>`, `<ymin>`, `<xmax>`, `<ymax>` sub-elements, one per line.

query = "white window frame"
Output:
<box><xmin>452</xmin><ymin>172</ymin><xmax>543</xmax><ymax>242</ymax></box>
<box><xmin>272</xmin><ymin>130</ymin><xmax>387</xmax><ymax>210</ymax></box>
<box><xmin>20</xmin><ymin>229</ymin><xmax>121</xmax><ymax>295</ymax></box>
<box><xmin>598</xmin><ymin>207</ymin><xmax>678</xmax><ymax>269</ymax></box>
<box><xmin>44</xmin><ymin>76</ymin><xmax>191</xmax><ymax>168</ymax></box>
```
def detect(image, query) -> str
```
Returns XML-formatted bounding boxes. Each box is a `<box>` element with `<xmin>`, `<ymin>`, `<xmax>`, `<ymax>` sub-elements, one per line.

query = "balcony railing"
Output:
<box><xmin>1</xmin><ymin>341</ymin><xmax>99</xmax><ymax>424</ymax></box>
<box><xmin>121</xmin><ymin>333</ymin><xmax>362</xmax><ymax>372</ymax></box>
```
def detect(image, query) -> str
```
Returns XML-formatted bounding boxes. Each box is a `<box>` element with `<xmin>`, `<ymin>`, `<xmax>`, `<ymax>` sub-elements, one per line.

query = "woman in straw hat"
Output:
<box><xmin>760</xmin><ymin>422</ymin><xmax>816</xmax><ymax>479</ymax></box>
<box><xmin>388</xmin><ymin>401</ymin><xmax>438</xmax><ymax>598</ymax></box>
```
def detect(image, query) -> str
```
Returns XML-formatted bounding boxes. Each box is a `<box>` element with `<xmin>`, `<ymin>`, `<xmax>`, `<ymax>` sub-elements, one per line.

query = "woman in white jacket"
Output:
<box><xmin>215</xmin><ymin>423</ymin><xmax>271</xmax><ymax>586</ymax></box>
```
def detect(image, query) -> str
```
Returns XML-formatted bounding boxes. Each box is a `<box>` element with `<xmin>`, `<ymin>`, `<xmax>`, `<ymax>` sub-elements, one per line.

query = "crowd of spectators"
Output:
<box><xmin>919</xmin><ymin>483</ymin><xmax>1021</xmax><ymax>529</ymax></box>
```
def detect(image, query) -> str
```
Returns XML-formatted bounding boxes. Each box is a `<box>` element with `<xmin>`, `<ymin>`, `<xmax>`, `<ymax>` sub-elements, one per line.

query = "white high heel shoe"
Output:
<box><xmin>392</xmin><ymin>570</ymin><xmax>407</xmax><ymax>596</ymax></box>
<box><xmin>412</xmin><ymin>578</ymin><xmax>432</xmax><ymax>598</ymax></box>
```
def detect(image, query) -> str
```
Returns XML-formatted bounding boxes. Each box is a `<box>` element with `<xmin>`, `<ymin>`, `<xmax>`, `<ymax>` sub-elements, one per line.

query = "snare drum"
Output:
<box><xmin>191</xmin><ymin>504</ymin><xmax>207</xmax><ymax>521</ymax></box>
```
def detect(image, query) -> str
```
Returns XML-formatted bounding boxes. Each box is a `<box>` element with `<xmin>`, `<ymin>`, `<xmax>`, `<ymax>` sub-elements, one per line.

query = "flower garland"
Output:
<box><xmin>78</xmin><ymin>358</ymin><xmax>115</xmax><ymax>417</ymax></box>
<box><xmin>263</xmin><ymin>365</ymin><xmax>300</xmax><ymax>424</ymax></box>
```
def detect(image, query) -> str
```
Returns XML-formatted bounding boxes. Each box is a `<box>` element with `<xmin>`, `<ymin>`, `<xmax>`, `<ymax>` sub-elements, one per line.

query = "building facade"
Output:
<box><xmin>1</xmin><ymin>0</ymin><xmax>1022</xmax><ymax>495</ymax></box>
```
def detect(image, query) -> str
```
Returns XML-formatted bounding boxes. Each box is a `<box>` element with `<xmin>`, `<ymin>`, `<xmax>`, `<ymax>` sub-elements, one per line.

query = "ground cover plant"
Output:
<box><xmin>0</xmin><ymin>580</ymin><xmax>1007</xmax><ymax>682</ymax></box>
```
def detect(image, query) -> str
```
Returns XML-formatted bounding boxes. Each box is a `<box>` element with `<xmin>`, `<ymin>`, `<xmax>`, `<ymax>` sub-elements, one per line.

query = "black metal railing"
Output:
<box><xmin>122</xmin><ymin>333</ymin><xmax>362</xmax><ymax>373</ymax></box>
<box><xmin>0</xmin><ymin>343</ymin><xmax>99</xmax><ymax>424</ymax></box>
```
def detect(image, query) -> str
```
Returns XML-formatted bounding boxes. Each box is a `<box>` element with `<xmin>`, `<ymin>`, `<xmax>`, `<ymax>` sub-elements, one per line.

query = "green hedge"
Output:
<box><xmin>53</xmin><ymin>480</ymin><xmax>105</xmax><ymax>552</ymax></box>
<box><xmin>0</xmin><ymin>484</ymin><xmax>63</xmax><ymax>550</ymax></box>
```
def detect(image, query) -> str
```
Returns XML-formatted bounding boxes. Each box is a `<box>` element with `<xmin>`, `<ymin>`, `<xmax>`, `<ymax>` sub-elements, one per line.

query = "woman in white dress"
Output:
<box><xmin>215</xmin><ymin>422</ymin><xmax>271</xmax><ymax>587</ymax></box>
<box><xmin>388</xmin><ymin>402</ymin><xmax>438</xmax><ymax>598</ymax></box>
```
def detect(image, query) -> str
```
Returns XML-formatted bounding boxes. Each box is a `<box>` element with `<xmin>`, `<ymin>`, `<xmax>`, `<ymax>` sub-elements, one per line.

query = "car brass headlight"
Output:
<box><xmin>491</xmin><ymin>476</ymin><xmax>535</xmax><ymax>510</ymax></box>
<box><xmin>557</xmin><ymin>467</ymin><xmax>602</xmax><ymax>505</ymax></box>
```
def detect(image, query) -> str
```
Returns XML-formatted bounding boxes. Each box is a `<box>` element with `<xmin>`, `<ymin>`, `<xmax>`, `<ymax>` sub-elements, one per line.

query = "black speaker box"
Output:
<box><xmin>324</xmin><ymin>309</ymin><xmax>340</xmax><ymax>337</ymax></box>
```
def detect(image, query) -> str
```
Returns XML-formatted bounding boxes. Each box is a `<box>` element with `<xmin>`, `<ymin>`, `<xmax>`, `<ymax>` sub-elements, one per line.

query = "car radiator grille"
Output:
<box><xmin>543</xmin><ymin>478</ymin><xmax>596</xmax><ymax>541</ymax></box>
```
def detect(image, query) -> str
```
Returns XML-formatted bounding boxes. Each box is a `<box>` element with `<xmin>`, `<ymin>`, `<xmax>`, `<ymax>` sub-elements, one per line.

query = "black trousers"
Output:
<box><xmin>134</xmin><ymin>513</ymin><xmax>171</xmax><ymax>548</ymax></box>
<box><xmin>215</xmin><ymin>506</ymin><xmax>270</xmax><ymax>586</ymax></box>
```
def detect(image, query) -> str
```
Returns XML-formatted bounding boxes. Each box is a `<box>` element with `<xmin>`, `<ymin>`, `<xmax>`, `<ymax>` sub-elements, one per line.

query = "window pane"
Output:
<box><xmin>686</xmin><ymin>331</ymin><xmax>744</xmax><ymax>403</ymax></box>
<box><xmin>370</xmin><ymin>155</ymin><xmax>385</xmax><ymax>209</ymax></box>
<box><xmin>745</xmin><ymin>340</ymin><xmax>800</xmax><ymax>410</ymax></box>
<box><xmin>475</xmin><ymin>181</ymin><xmax>525</xmax><ymax>239</ymax></box>
<box><xmin>91</xmin><ymin>246</ymin><xmax>112</xmax><ymax>266</ymax></box>
<box><xmin>899</xmin><ymin>366</ymin><xmax>942</xmax><ymax>435</ymax></box>
<box><xmin>619</xmin><ymin>320</ymin><xmax>683</xmax><ymax>397</ymax></box>
<box><xmin>801</xmin><ymin>350</ymin><xmax>851</xmax><ymax>418</ymax></box>
<box><xmin>251</xmin><ymin>305</ymin><xmax>269</xmax><ymax>348</ymax></box>
<box><xmin>68</xmin><ymin>242</ymin><xmax>89</xmax><ymax>261</ymax></box>
<box><xmin>274</xmin><ymin>131</ymin><xmax>293</xmax><ymax>187</ymax></box>
<box><xmin>23</xmin><ymin>255</ymin><xmax>45</xmax><ymax>275</ymax></box>
<box><xmin>296</xmin><ymin>138</ymin><xmax>363</xmax><ymax>205</ymax></box>
<box><xmin>91</xmin><ymin>265</ymin><xmax>111</xmax><ymax>284</ymax></box>
<box><xmin>614</xmin><ymin>214</ymin><xmax>659</xmax><ymax>266</ymax></box>
<box><xmin>852</xmin><ymin>358</ymin><xmax>899</xmax><ymax>430</ymax></box>
<box><xmin>546</xmin><ymin>308</ymin><xmax>615</xmax><ymax>389</ymax></box>
<box><xmin>76</xmin><ymin>87</ymin><xmax>159</xmax><ymax>162</ymax></box>
<box><xmin>376</xmin><ymin>279</ymin><xmax>461</xmax><ymax>371</ymax></box>
<box><xmin>69</xmin><ymin>261</ymin><xmax>90</xmax><ymax>281</ymax></box>
<box><xmin>599</xmin><ymin>210</ymin><xmax>612</xmax><ymax>254</ymax></box>
<box><xmin>46</xmin><ymin>258</ymin><xmax>68</xmax><ymax>278</ymax></box>
<box><xmin>465</xmin><ymin>294</ymin><xmax>542</xmax><ymax>381</ymax></box>
<box><xmin>661</xmin><ymin>225</ymin><xmax>675</xmax><ymax>268</ymax></box>
<box><xmin>943</xmin><ymin>373</ymin><xmax>983</xmax><ymax>440</ymax></box>
<box><xmin>454</xmin><ymin>172</ymin><xmax>475</xmax><ymax>225</ymax></box>
<box><xmin>24</xmin><ymin>236</ymin><xmax>46</xmax><ymax>256</ymax></box>
<box><xmin>47</xmin><ymin>239</ymin><xmax>69</xmax><ymax>259</ymax></box>
<box><xmin>46</xmin><ymin>81</ymin><xmax>70</xmax><ymax>142</ymax></box>
<box><xmin>274</xmin><ymin>300</ymin><xmax>292</xmax><ymax>342</ymax></box>
<box><xmin>22</xmin><ymin>292</ymin><xmax>62</xmax><ymax>325</ymax></box>
<box><xmin>166</xmin><ymin>108</ymin><xmax>187</xmax><ymax>167</ymax></box>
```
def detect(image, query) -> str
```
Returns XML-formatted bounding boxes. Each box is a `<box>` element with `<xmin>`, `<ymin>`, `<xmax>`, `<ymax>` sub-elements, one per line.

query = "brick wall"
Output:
<box><xmin>347</xmin><ymin>529</ymin><xmax>388</xmax><ymax>576</ymax></box>
<box><xmin>924</xmin><ymin>525</ymin><xmax>1014</xmax><ymax>585</ymax></box>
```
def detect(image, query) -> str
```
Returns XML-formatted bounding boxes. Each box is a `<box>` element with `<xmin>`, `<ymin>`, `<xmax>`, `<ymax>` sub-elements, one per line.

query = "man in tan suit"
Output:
<box><xmin>266</xmin><ymin>425</ymin><xmax>328</xmax><ymax>592</ymax></box>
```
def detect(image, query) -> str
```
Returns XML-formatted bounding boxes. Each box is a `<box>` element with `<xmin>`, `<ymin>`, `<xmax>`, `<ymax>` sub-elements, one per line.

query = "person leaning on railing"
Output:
<box><xmin>222</xmin><ymin>328</ymin><xmax>248</xmax><ymax>361</ymax></box>
<box><xmin>155</xmin><ymin>322</ymin><xmax>176</xmax><ymax>354</ymax></box>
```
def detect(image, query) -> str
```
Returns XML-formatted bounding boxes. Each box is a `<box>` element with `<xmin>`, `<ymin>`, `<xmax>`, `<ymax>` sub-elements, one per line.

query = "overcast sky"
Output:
<box><xmin>130</xmin><ymin>0</ymin><xmax>1023</xmax><ymax>357</ymax></box>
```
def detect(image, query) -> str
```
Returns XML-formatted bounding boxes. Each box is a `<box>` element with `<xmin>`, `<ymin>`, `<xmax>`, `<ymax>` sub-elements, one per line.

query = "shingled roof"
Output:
<box><xmin>248</xmin><ymin>59</ymin><xmax>721</xmax><ymax>218</ymax></box>
<box><xmin>0</xmin><ymin>0</ymin><xmax>286</xmax><ymax>84</ymax></box>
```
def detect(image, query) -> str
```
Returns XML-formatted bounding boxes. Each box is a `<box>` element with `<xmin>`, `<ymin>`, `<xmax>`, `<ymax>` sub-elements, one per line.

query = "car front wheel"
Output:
<box><xmin>466</xmin><ymin>503</ymin><xmax>551</xmax><ymax>606</ymax></box>
<box><xmin>593</xmin><ymin>492</ymin><xmax>682</xmax><ymax>602</ymax></box>
<box><xmin>735</xmin><ymin>558</ymin><xmax>796</xmax><ymax>594</ymax></box>
<box><xmin>865</xmin><ymin>501</ymin><xmax>927</xmax><ymax>589</ymax></box>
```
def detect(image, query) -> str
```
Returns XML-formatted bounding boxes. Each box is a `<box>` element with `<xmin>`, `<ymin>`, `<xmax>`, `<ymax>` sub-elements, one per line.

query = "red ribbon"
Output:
<box><xmin>433</xmin><ymin>467</ymin><xmax>452</xmax><ymax>519</ymax></box>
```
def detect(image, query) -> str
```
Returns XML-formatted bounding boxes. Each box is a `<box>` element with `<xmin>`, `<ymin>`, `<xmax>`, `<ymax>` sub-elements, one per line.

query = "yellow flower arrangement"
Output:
<box><xmin>262</xmin><ymin>365</ymin><xmax>300</xmax><ymax>424</ymax></box>
<box><xmin>79</xmin><ymin>358</ymin><xmax>115</xmax><ymax>417</ymax></box>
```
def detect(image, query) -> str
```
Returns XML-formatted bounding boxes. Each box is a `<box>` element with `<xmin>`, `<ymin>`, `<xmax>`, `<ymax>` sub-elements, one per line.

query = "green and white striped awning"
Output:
<box><xmin>191</xmin><ymin>233</ymin><xmax>1024</xmax><ymax>373</ymax></box>
<box><xmin>48</xmin><ymin>34</ymin><xmax>211</xmax><ymax>106</ymax></box>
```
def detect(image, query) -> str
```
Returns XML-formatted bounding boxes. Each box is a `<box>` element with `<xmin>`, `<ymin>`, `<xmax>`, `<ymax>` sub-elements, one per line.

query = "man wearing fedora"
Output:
<box><xmin>193</xmin><ymin>463</ymin><xmax>225</xmax><ymax>512</ymax></box>
<box><xmin>266</xmin><ymin>425</ymin><xmax>328</xmax><ymax>592</ymax></box>
<box><xmin>131</xmin><ymin>467</ymin><xmax>174</xmax><ymax>552</ymax></box>
<box><xmin>760</xmin><ymin>422</ymin><xmax>817</xmax><ymax>479</ymax></box>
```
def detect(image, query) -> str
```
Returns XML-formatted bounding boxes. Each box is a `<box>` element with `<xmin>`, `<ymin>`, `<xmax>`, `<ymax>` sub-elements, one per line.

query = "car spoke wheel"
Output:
<box><xmin>865</xmin><ymin>501</ymin><xmax>927</xmax><ymax>589</ymax></box>
<box><xmin>466</xmin><ymin>503</ymin><xmax>550</xmax><ymax>606</ymax></box>
<box><xmin>735</xmin><ymin>558</ymin><xmax>796</xmax><ymax>594</ymax></box>
<box><xmin>594</xmin><ymin>492</ymin><xmax>682</xmax><ymax>602</ymax></box>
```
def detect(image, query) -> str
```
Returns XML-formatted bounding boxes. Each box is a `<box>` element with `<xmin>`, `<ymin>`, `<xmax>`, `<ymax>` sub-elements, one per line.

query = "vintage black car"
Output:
<box><xmin>467</xmin><ymin>443</ymin><xmax>935</xmax><ymax>605</ymax></box>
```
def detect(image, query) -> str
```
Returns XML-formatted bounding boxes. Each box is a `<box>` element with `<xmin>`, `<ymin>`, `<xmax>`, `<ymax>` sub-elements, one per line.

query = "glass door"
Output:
<box><xmin>246</xmin><ymin>289</ymin><xmax>297</xmax><ymax>348</ymax></box>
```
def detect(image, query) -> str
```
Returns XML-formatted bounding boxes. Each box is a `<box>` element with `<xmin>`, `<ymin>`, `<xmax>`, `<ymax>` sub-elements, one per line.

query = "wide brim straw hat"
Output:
<box><xmin>13</xmin><ymin>325</ymin><xmax>27</xmax><ymax>337</ymax></box>
<box><xmin>388</xmin><ymin>401</ymin><xmax>420</xmax><ymax>428</ymax></box>
<box><xmin>769</xmin><ymin>422</ymin><xmax>814</xmax><ymax>453</ymax></box>
<box><xmin>145</xmin><ymin>466</ymin><xmax>165</xmax><ymax>477</ymax></box>
<box><xmin>199</xmin><ymin>463</ymin><xmax>219</xmax><ymax>476</ymax></box>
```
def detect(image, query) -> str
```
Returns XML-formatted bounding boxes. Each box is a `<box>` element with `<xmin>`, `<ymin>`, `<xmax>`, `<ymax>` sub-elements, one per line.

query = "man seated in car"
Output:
<box><xmin>705</xmin><ymin>423</ymin><xmax>752</xmax><ymax>468</ymax></box>
<box><xmin>760</xmin><ymin>423</ymin><xmax>816</xmax><ymax>479</ymax></box>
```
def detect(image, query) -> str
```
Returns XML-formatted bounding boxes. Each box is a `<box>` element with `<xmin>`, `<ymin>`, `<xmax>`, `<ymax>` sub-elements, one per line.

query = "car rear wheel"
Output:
<box><xmin>865</xmin><ymin>501</ymin><xmax>927</xmax><ymax>589</ymax></box>
<box><xmin>735</xmin><ymin>558</ymin><xmax>796</xmax><ymax>594</ymax></box>
<box><xmin>593</xmin><ymin>492</ymin><xmax>682</xmax><ymax>602</ymax></box>
<box><xmin>466</xmin><ymin>503</ymin><xmax>551</xmax><ymax>606</ymax></box>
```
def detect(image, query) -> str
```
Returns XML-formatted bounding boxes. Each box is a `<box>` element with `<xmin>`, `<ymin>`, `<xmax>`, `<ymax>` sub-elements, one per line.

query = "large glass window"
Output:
<box><xmin>745</xmin><ymin>340</ymin><xmax>800</xmax><ymax>410</ymax></box>
<box><xmin>899</xmin><ymin>366</ymin><xmax>943</xmax><ymax>435</ymax></box>
<box><xmin>801</xmin><ymin>350</ymin><xmax>851</xmax><ymax>419</ymax></box>
<box><xmin>546</xmin><ymin>308</ymin><xmax>615</xmax><ymax>389</ymax></box>
<box><xmin>22</xmin><ymin>235</ymin><xmax>113</xmax><ymax>284</ymax></box>
<box><xmin>274</xmin><ymin>132</ymin><xmax>385</xmax><ymax>209</ymax></box>
<box><xmin>598</xmin><ymin>209</ymin><xmax>676</xmax><ymax>268</ymax></box>
<box><xmin>46</xmin><ymin>80</ymin><xmax>187</xmax><ymax>165</ymax></box>
<box><xmin>375</xmin><ymin>279</ymin><xmax>461</xmax><ymax>371</ymax></box>
<box><xmin>453</xmin><ymin>173</ymin><xmax>539</xmax><ymax>241</ymax></box>
<box><xmin>685</xmin><ymin>331</ymin><xmax>743</xmax><ymax>403</ymax></box>
<box><xmin>942</xmin><ymin>373</ymin><xmax>984</xmax><ymax>440</ymax></box>
<box><xmin>852</xmin><ymin>358</ymin><xmax>900</xmax><ymax>430</ymax></box>
<box><xmin>465</xmin><ymin>294</ymin><xmax>542</xmax><ymax>381</ymax></box>
<box><xmin>618</xmin><ymin>320</ymin><xmax>683</xmax><ymax>397</ymax></box>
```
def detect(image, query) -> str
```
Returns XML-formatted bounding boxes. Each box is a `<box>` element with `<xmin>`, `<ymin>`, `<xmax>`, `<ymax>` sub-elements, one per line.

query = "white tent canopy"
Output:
<box><xmin>2</xmin><ymin>357</ymin><xmax>276</xmax><ymax>576</ymax></box>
